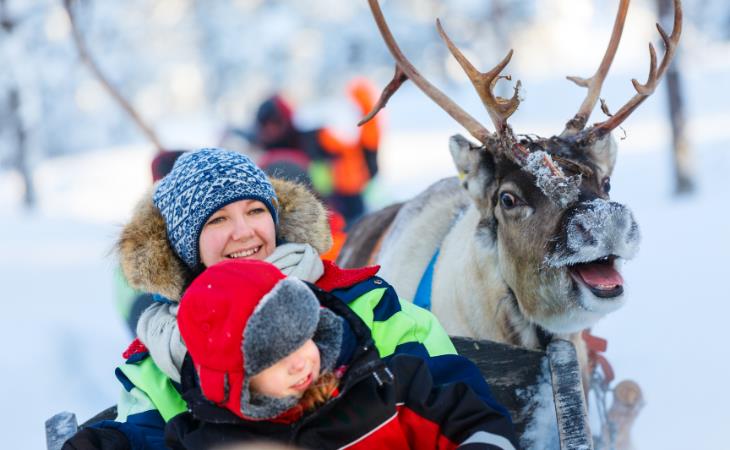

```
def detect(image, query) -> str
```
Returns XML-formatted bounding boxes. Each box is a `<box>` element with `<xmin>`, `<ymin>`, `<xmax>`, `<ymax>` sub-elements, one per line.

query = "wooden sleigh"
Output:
<box><xmin>46</xmin><ymin>337</ymin><xmax>597</xmax><ymax>450</ymax></box>
<box><xmin>453</xmin><ymin>337</ymin><xmax>592</xmax><ymax>449</ymax></box>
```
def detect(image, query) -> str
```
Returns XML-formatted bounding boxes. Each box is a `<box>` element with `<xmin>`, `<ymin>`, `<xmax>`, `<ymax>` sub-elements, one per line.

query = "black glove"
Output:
<box><xmin>62</xmin><ymin>427</ymin><xmax>131</xmax><ymax>450</ymax></box>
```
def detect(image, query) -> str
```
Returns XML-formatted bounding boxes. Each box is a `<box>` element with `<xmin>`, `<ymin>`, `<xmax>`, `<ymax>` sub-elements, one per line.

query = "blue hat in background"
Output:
<box><xmin>153</xmin><ymin>148</ymin><xmax>278</xmax><ymax>268</ymax></box>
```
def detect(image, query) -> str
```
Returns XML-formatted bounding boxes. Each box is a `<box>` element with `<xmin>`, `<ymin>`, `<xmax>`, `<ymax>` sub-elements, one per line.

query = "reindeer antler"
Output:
<box><xmin>357</xmin><ymin>65</ymin><xmax>408</xmax><ymax>127</ymax></box>
<box><xmin>64</xmin><ymin>0</ymin><xmax>164</xmax><ymax>152</ymax></box>
<box><xmin>562</xmin><ymin>0</ymin><xmax>630</xmax><ymax>136</ymax></box>
<box><xmin>586</xmin><ymin>0</ymin><xmax>682</xmax><ymax>140</ymax></box>
<box><xmin>436</xmin><ymin>20</ymin><xmax>521</xmax><ymax>135</ymax></box>
<box><xmin>362</xmin><ymin>0</ymin><xmax>493</xmax><ymax>144</ymax></box>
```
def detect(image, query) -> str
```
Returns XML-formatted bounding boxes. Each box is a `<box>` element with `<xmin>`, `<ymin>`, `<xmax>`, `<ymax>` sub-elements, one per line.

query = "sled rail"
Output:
<box><xmin>452</xmin><ymin>336</ymin><xmax>592</xmax><ymax>449</ymax></box>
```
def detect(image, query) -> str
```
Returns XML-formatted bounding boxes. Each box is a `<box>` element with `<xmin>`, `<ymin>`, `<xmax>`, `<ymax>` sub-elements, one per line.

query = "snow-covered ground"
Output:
<box><xmin>2</xmin><ymin>3</ymin><xmax>729</xmax><ymax>448</ymax></box>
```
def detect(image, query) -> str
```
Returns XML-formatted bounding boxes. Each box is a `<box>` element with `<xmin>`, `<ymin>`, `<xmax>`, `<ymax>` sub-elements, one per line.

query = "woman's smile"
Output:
<box><xmin>226</xmin><ymin>245</ymin><xmax>263</xmax><ymax>259</ymax></box>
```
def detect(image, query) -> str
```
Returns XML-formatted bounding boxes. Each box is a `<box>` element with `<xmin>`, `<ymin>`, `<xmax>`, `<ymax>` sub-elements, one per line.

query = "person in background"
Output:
<box><xmin>224</xmin><ymin>79</ymin><xmax>381</xmax><ymax>228</ymax></box>
<box><xmin>165</xmin><ymin>259</ymin><xmax>517</xmax><ymax>449</ymax></box>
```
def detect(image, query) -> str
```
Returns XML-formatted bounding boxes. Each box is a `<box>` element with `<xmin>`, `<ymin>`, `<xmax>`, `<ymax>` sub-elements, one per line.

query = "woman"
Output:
<box><xmin>63</xmin><ymin>148</ymin><xmax>509</xmax><ymax>449</ymax></box>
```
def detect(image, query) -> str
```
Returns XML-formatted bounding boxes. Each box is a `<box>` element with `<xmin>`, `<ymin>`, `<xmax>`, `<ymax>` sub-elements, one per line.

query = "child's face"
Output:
<box><xmin>249</xmin><ymin>339</ymin><xmax>321</xmax><ymax>399</ymax></box>
<box><xmin>199</xmin><ymin>199</ymin><xmax>276</xmax><ymax>267</ymax></box>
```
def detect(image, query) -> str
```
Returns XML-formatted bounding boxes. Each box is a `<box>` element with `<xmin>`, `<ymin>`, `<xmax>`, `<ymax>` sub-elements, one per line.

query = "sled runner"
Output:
<box><xmin>452</xmin><ymin>337</ymin><xmax>592</xmax><ymax>449</ymax></box>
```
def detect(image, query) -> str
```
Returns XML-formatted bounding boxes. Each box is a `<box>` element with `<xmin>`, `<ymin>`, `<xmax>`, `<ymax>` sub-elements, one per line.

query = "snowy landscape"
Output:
<box><xmin>1</xmin><ymin>0</ymin><xmax>729</xmax><ymax>449</ymax></box>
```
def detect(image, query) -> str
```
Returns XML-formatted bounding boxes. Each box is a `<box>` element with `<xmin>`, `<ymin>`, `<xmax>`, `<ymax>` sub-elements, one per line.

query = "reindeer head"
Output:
<box><xmin>363</xmin><ymin>0</ymin><xmax>681</xmax><ymax>334</ymax></box>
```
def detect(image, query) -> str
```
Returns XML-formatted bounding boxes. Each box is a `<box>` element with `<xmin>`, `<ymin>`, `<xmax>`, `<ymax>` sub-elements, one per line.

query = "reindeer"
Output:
<box><xmin>340</xmin><ymin>0</ymin><xmax>681</xmax><ymax>384</ymax></box>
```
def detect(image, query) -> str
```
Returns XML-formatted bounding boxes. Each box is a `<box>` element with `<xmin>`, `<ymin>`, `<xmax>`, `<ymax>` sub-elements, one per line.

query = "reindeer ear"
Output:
<box><xmin>449</xmin><ymin>134</ymin><xmax>496</xmax><ymax>202</ymax></box>
<box><xmin>585</xmin><ymin>133</ymin><xmax>618</xmax><ymax>177</ymax></box>
<box><xmin>449</xmin><ymin>134</ymin><xmax>481</xmax><ymax>177</ymax></box>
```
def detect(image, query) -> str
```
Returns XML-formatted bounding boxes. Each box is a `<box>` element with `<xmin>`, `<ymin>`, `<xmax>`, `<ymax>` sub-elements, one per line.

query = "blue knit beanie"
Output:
<box><xmin>153</xmin><ymin>148</ymin><xmax>278</xmax><ymax>269</ymax></box>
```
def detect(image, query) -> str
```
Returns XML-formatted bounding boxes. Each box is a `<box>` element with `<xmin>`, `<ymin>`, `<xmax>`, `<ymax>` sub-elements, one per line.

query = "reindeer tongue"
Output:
<box><xmin>573</xmin><ymin>263</ymin><xmax>624</xmax><ymax>289</ymax></box>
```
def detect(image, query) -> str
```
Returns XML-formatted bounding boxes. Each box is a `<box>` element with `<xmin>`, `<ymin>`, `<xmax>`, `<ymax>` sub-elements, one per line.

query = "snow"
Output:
<box><xmin>523</xmin><ymin>150</ymin><xmax>581</xmax><ymax>208</ymax></box>
<box><xmin>0</xmin><ymin>212</ymin><xmax>128</xmax><ymax>449</ymax></box>
<box><xmin>518</xmin><ymin>360</ymin><xmax>560</xmax><ymax>449</ymax></box>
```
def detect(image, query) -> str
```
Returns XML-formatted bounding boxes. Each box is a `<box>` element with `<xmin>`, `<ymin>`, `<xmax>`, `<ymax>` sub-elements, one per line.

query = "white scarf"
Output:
<box><xmin>136</xmin><ymin>302</ymin><xmax>186</xmax><ymax>383</ymax></box>
<box><xmin>264</xmin><ymin>242</ymin><xmax>324</xmax><ymax>282</ymax></box>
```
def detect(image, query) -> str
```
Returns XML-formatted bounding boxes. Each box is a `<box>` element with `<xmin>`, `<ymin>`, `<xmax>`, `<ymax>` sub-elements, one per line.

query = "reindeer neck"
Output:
<box><xmin>503</xmin><ymin>291</ymin><xmax>587</xmax><ymax>355</ymax></box>
<box><xmin>496</xmin><ymin>289</ymin><xmax>559</xmax><ymax>350</ymax></box>
<box><xmin>432</xmin><ymin>207</ymin><xmax>508</xmax><ymax>340</ymax></box>
<box><xmin>432</xmin><ymin>205</ymin><xmax>579</xmax><ymax>351</ymax></box>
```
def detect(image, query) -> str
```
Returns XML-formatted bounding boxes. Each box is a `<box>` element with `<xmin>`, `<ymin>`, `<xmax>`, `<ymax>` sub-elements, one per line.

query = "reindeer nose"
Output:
<box><xmin>567</xmin><ymin>200</ymin><xmax>640</xmax><ymax>257</ymax></box>
<box><xmin>571</xmin><ymin>220</ymin><xmax>596</xmax><ymax>247</ymax></box>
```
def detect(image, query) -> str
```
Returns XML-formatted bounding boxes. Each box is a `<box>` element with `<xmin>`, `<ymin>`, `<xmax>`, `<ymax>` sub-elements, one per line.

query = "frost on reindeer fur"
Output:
<box><xmin>524</xmin><ymin>151</ymin><xmax>581</xmax><ymax>208</ymax></box>
<box><xmin>517</xmin><ymin>359</ymin><xmax>560</xmax><ymax>450</ymax></box>
<box><xmin>543</xmin><ymin>198</ymin><xmax>640</xmax><ymax>268</ymax></box>
<box><xmin>565</xmin><ymin>199</ymin><xmax>639</xmax><ymax>254</ymax></box>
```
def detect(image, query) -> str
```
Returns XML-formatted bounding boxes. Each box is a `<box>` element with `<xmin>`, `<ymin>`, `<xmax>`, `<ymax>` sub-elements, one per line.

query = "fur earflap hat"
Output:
<box><xmin>177</xmin><ymin>259</ymin><xmax>343</xmax><ymax>420</ymax></box>
<box><xmin>153</xmin><ymin>147</ymin><xmax>279</xmax><ymax>269</ymax></box>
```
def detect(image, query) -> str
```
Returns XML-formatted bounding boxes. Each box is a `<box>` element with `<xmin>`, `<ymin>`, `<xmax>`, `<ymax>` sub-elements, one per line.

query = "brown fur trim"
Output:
<box><xmin>117</xmin><ymin>179</ymin><xmax>332</xmax><ymax>301</ymax></box>
<box><xmin>117</xmin><ymin>187</ymin><xmax>189</xmax><ymax>300</ymax></box>
<box><xmin>271</xmin><ymin>178</ymin><xmax>332</xmax><ymax>254</ymax></box>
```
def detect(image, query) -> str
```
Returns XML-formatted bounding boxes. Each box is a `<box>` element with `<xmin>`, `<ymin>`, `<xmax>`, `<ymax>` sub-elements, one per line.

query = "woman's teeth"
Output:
<box><xmin>228</xmin><ymin>246</ymin><xmax>260</xmax><ymax>258</ymax></box>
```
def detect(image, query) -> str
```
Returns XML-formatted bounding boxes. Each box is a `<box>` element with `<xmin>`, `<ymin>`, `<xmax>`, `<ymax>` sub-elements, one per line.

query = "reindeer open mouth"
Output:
<box><xmin>568</xmin><ymin>255</ymin><xmax>624</xmax><ymax>299</ymax></box>
<box><xmin>546</xmin><ymin>198</ymin><xmax>639</xmax><ymax>303</ymax></box>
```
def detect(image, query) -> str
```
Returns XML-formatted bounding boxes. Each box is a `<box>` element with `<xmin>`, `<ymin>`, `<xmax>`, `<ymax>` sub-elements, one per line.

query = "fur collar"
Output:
<box><xmin>117</xmin><ymin>178</ymin><xmax>332</xmax><ymax>301</ymax></box>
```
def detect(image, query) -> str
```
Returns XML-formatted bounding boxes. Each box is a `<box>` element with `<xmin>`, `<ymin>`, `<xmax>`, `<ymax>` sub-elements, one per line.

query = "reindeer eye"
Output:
<box><xmin>602</xmin><ymin>177</ymin><xmax>611</xmax><ymax>194</ymax></box>
<box><xmin>499</xmin><ymin>192</ymin><xmax>519</xmax><ymax>209</ymax></box>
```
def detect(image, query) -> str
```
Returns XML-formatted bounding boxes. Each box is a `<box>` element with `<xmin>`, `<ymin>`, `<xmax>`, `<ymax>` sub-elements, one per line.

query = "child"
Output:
<box><xmin>169</xmin><ymin>258</ymin><xmax>517</xmax><ymax>449</ymax></box>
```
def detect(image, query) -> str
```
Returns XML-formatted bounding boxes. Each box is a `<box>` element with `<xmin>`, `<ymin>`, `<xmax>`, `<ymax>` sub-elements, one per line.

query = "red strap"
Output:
<box><xmin>316</xmin><ymin>260</ymin><xmax>380</xmax><ymax>291</ymax></box>
<box><xmin>122</xmin><ymin>338</ymin><xmax>148</xmax><ymax>360</ymax></box>
<box><xmin>198</xmin><ymin>366</ymin><xmax>226</xmax><ymax>403</ymax></box>
<box><xmin>581</xmin><ymin>329</ymin><xmax>615</xmax><ymax>385</ymax></box>
<box><xmin>582</xmin><ymin>329</ymin><xmax>607</xmax><ymax>353</ymax></box>
<box><xmin>593</xmin><ymin>353</ymin><xmax>615</xmax><ymax>386</ymax></box>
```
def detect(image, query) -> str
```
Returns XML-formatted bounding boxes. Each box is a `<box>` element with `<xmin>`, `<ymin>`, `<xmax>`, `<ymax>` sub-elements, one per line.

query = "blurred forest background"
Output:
<box><xmin>2</xmin><ymin>0</ymin><xmax>729</xmax><ymax>207</ymax></box>
<box><xmin>1</xmin><ymin>0</ymin><xmax>729</xmax><ymax>449</ymax></box>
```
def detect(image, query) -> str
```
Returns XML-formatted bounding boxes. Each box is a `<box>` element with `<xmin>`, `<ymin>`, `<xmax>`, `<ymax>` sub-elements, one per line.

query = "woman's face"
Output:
<box><xmin>198</xmin><ymin>199</ymin><xmax>276</xmax><ymax>267</ymax></box>
<box><xmin>249</xmin><ymin>339</ymin><xmax>321</xmax><ymax>398</ymax></box>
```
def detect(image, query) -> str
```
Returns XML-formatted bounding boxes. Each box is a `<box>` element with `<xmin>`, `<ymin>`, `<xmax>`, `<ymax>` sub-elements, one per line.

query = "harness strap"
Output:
<box><xmin>535</xmin><ymin>326</ymin><xmax>554</xmax><ymax>349</ymax></box>
<box><xmin>412</xmin><ymin>207</ymin><xmax>467</xmax><ymax>311</ymax></box>
<box><xmin>413</xmin><ymin>249</ymin><xmax>440</xmax><ymax>311</ymax></box>
<box><xmin>582</xmin><ymin>329</ymin><xmax>615</xmax><ymax>386</ymax></box>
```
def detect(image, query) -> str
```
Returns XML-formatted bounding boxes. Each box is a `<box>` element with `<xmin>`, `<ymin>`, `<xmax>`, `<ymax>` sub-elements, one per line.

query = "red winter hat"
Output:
<box><xmin>178</xmin><ymin>259</ymin><xmax>342</xmax><ymax>420</ymax></box>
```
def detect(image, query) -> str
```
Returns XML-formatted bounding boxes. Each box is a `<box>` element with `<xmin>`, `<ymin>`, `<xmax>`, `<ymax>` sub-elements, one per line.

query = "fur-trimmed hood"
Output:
<box><xmin>117</xmin><ymin>178</ymin><xmax>332</xmax><ymax>301</ymax></box>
